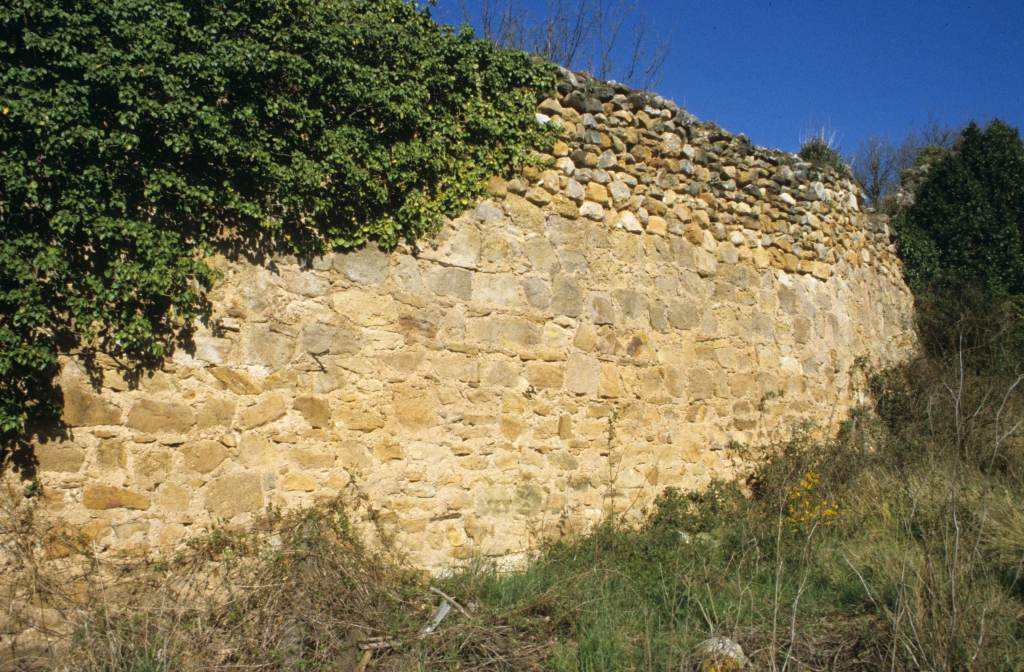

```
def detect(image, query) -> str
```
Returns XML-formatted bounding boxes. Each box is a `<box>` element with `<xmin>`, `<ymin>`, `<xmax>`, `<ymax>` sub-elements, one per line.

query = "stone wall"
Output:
<box><xmin>15</xmin><ymin>72</ymin><xmax>916</xmax><ymax>568</ymax></box>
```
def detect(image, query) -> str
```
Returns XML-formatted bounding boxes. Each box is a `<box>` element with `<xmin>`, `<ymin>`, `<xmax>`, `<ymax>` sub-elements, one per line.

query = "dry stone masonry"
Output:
<box><xmin>13</xmin><ymin>71</ymin><xmax>916</xmax><ymax>568</ymax></box>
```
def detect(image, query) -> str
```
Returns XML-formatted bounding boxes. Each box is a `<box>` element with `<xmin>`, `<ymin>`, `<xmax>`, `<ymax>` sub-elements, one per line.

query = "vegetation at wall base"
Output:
<box><xmin>0</xmin><ymin>0</ymin><xmax>557</xmax><ymax>463</ymax></box>
<box><xmin>5</xmin><ymin>313</ymin><xmax>1023</xmax><ymax>670</ymax></box>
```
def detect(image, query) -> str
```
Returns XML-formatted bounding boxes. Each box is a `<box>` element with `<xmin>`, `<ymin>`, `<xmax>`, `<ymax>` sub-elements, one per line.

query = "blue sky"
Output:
<box><xmin>432</xmin><ymin>0</ymin><xmax>1024</xmax><ymax>155</ymax></box>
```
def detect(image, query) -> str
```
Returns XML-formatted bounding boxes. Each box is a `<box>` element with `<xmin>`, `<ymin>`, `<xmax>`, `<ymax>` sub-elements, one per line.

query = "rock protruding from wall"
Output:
<box><xmin>16</xmin><ymin>72</ymin><xmax>916</xmax><ymax>568</ymax></box>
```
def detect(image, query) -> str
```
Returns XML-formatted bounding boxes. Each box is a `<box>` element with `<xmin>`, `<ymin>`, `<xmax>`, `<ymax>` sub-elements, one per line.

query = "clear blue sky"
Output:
<box><xmin>432</xmin><ymin>0</ymin><xmax>1024</xmax><ymax>155</ymax></box>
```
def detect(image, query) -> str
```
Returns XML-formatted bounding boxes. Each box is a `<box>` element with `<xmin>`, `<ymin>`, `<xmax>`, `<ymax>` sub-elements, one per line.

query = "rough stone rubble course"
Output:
<box><xmin>10</xmin><ymin>71</ymin><xmax>916</xmax><ymax>569</ymax></box>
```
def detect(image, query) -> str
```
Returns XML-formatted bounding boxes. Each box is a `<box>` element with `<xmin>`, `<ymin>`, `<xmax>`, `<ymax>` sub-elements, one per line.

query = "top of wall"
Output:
<box><xmin>513</xmin><ymin>67</ymin><xmax>903</xmax><ymax>283</ymax></box>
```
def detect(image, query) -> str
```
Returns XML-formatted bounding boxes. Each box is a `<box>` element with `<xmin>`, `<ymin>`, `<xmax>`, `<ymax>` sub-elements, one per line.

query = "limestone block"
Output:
<box><xmin>83</xmin><ymin>485</ymin><xmax>150</xmax><ymax>511</ymax></box>
<box><xmin>526</xmin><ymin>362</ymin><xmax>565</xmax><ymax>390</ymax></box>
<box><xmin>127</xmin><ymin>399</ymin><xmax>196</xmax><ymax>434</ymax></box>
<box><xmin>473</xmin><ymin>272</ymin><xmax>521</xmax><ymax>306</ymax></box>
<box><xmin>204</xmin><ymin>473</ymin><xmax>263</xmax><ymax>519</ymax></box>
<box><xmin>132</xmin><ymin>449</ymin><xmax>172</xmax><ymax>490</ymax></box>
<box><xmin>96</xmin><ymin>440</ymin><xmax>127</xmax><ymax>469</ymax></box>
<box><xmin>281</xmin><ymin>472</ymin><xmax>318</xmax><ymax>492</ymax></box>
<box><xmin>181</xmin><ymin>440</ymin><xmax>229</xmax><ymax>474</ymax></box>
<box><xmin>34</xmin><ymin>441</ymin><xmax>85</xmax><ymax>473</ymax></box>
<box><xmin>331</xmin><ymin>289</ymin><xmax>400</xmax><ymax>327</ymax></box>
<box><xmin>336</xmin><ymin>404</ymin><xmax>385</xmax><ymax>432</ymax></box>
<box><xmin>245</xmin><ymin>323</ymin><xmax>295</xmax><ymax>369</ymax></box>
<box><xmin>551</xmin><ymin>277</ymin><xmax>583</xmax><ymax>317</ymax></box>
<box><xmin>522</xmin><ymin>277</ymin><xmax>552</xmax><ymax>310</ymax></box>
<box><xmin>293</xmin><ymin>395</ymin><xmax>331</xmax><ymax>428</ymax></box>
<box><xmin>565</xmin><ymin>354</ymin><xmax>600</xmax><ymax>396</ymax></box>
<box><xmin>393</xmin><ymin>392</ymin><xmax>438</xmax><ymax>429</ymax></box>
<box><xmin>209</xmin><ymin>367</ymin><xmax>261</xmax><ymax>395</ymax></box>
<box><xmin>332</xmin><ymin>245</ymin><xmax>389</xmax><ymax>284</ymax></box>
<box><xmin>419</xmin><ymin>224</ymin><xmax>482</xmax><ymax>269</ymax></box>
<box><xmin>196</xmin><ymin>397</ymin><xmax>237</xmax><ymax>429</ymax></box>
<box><xmin>425</xmin><ymin>265</ymin><xmax>473</xmax><ymax>300</ymax></box>
<box><xmin>61</xmin><ymin>379</ymin><xmax>121</xmax><ymax>427</ymax></box>
<box><xmin>235</xmin><ymin>394</ymin><xmax>287</xmax><ymax>430</ymax></box>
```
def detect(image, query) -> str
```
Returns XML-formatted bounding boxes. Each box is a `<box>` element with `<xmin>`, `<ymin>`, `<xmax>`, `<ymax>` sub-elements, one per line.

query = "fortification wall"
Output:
<box><xmin>16</xmin><ymin>73</ymin><xmax>916</xmax><ymax>568</ymax></box>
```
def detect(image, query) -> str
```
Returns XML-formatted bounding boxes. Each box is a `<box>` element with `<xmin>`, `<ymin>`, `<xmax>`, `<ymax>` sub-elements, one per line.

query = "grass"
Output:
<box><xmin>3</xmin><ymin>305</ymin><xmax>1024</xmax><ymax>671</ymax></box>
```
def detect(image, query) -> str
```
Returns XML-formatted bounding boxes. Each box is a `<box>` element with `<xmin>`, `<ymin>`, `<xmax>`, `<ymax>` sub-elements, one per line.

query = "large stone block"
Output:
<box><xmin>551</xmin><ymin>277</ymin><xmax>583</xmax><ymax>317</ymax></box>
<box><xmin>245</xmin><ymin>323</ymin><xmax>295</xmax><ymax>369</ymax></box>
<box><xmin>565</xmin><ymin>353</ymin><xmax>600</xmax><ymax>396</ymax></box>
<box><xmin>182</xmin><ymin>440</ymin><xmax>229</xmax><ymax>474</ymax></box>
<box><xmin>205</xmin><ymin>473</ymin><xmax>264</xmax><ymax>519</ymax></box>
<box><xmin>209</xmin><ymin>367</ymin><xmax>261</xmax><ymax>395</ymax></box>
<box><xmin>236</xmin><ymin>394</ymin><xmax>287</xmax><ymax>430</ymax></box>
<box><xmin>34</xmin><ymin>441</ymin><xmax>85</xmax><ymax>473</ymax></box>
<box><xmin>83</xmin><ymin>485</ymin><xmax>150</xmax><ymax>511</ymax></box>
<box><xmin>127</xmin><ymin>399</ymin><xmax>196</xmax><ymax>434</ymax></box>
<box><xmin>332</xmin><ymin>245</ymin><xmax>389</xmax><ymax>284</ymax></box>
<box><xmin>419</xmin><ymin>224</ymin><xmax>481</xmax><ymax>269</ymax></box>
<box><xmin>61</xmin><ymin>381</ymin><xmax>121</xmax><ymax>427</ymax></box>
<box><xmin>293</xmin><ymin>395</ymin><xmax>331</xmax><ymax>428</ymax></box>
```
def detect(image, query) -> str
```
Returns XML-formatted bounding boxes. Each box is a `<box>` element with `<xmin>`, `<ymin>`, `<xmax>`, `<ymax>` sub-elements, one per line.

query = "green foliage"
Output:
<box><xmin>894</xmin><ymin>120</ymin><xmax>1024</xmax><ymax>294</ymax></box>
<box><xmin>0</xmin><ymin>0</ymin><xmax>556</xmax><ymax>449</ymax></box>
<box><xmin>798</xmin><ymin>136</ymin><xmax>850</xmax><ymax>176</ymax></box>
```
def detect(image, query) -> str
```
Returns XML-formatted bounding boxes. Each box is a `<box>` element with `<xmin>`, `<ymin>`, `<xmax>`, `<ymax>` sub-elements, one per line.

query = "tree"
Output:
<box><xmin>457</xmin><ymin>0</ymin><xmax>670</xmax><ymax>89</ymax></box>
<box><xmin>894</xmin><ymin>120</ymin><xmax>1024</xmax><ymax>294</ymax></box>
<box><xmin>850</xmin><ymin>135</ymin><xmax>899</xmax><ymax>206</ymax></box>
<box><xmin>848</xmin><ymin>121</ymin><xmax>961</xmax><ymax>210</ymax></box>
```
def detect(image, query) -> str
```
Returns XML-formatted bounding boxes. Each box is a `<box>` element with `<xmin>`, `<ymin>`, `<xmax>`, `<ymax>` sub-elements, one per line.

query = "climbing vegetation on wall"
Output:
<box><xmin>0</xmin><ymin>0</ymin><xmax>556</xmax><ymax>449</ymax></box>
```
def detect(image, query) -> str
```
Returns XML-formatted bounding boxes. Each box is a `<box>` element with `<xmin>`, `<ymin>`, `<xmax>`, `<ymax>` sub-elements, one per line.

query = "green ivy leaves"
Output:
<box><xmin>0</xmin><ymin>0</ymin><xmax>556</xmax><ymax>449</ymax></box>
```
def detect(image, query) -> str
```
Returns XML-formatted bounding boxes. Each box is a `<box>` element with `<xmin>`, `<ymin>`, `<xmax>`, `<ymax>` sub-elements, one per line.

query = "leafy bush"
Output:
<box><xmin>0</xmin><ymin>0</ymin><xmax>556</xmax><ymax>451</ymax></box>
<box><xmin>894</xmin><ymin>120</ymin><xmax>1024</xmax><ymax>294</ymax></box>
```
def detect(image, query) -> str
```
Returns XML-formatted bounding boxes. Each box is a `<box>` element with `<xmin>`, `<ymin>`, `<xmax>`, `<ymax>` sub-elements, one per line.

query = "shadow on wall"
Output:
<box><xmin>0</xmin><ymin>240</ymin><xmax>345</xmax><ymax>482</ymax></box>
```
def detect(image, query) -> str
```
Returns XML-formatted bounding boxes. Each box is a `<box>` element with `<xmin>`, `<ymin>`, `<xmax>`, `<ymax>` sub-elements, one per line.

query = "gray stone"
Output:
<box><xmin>524</xmin><ymin>236</ymin><xmax>561</xmax><ymax>275</ymax></box>
<box><xmin>564</xmin><ymin>91</ymin><xmax>602</xmax><ymax>113</ymax></box>
<box><xmin>649</xmin><ymin>301</ymin><xmax>668</xmax><ymax>331</ymax></box>
<box><xmin>613</xmin><ymin>289</ymin><xmax>646</xmax><ymax>321</ymax></box>
<box><xmin>473</xmin><ymin>201</ymin><xmax>505</xmax><ymax>223</ymax></box>
<box><xmin>597</xmin><ymin>149</ymin><xmax>617</xmax><ymax>168</ymax></box>
<box><xmin>247</xmin><ymin>324</ymin><xmax>295</xmax><ymax>369</ymax></box>
<box><xmin>589</xmin><ymin>293</ymin><xmax>616</xmax><ymax>325</ymax></box>
<box><xmin>617</xmin><ymin>211</ymin><xmax>642</xmax><ymax>232</ymax></box>
<box><xmin>772</xmin><ymin>166</ymin><xmax>796</xmax><ymax>185</ymax></box>
<box><xmin>666</xmin><ymin>302</ymin><xmax>701</xmax><ymax>330</ymax></box>
<box><xmin>566</xmin><ymin>179</ymin><xmax>585</xmax><ymax>202</ymax></box>
<box><xmin>580</xmin><ymin>201</ymin><xmax>605</xmax><ymax>221</ymax></box>
<box><xmin>608</xmin><ymin>181</ymin><xmax>631</xmax><ymax>204</ymax></box>
<box><xmin>522</xmin><ymin>277</ymin><xmax>552</xmax><ymax>310</ymax></box>
<box><xmin>332</xmin><ymin>245</ymin><xmax>389</xmax><ymax>284</ymax></box>
<box><xmin>558</xmin><ymin>249</ymin><xmax>590</xmax><ymax>274</ymax></box>
<box><xmin>421</xmin><ymin>225</ymin><xmax>482</xmax><ymax>270</ymax></box>
<box><xmin>551</xmin><ymin>277</ymin><xmax>583</xmax><ymax>317</ymax></box>
<box><xmin>694</xmin><ymin>637</ymin><xmax>748</xmax><ymax>670</ymax></box>
<box><xmin>426</xmin><ymin>265</ymin><xmax>473</xmax><ymax>300</ymax></box>
<box><xmin>301</xmin><ymin>322</ymin><xmax>361</xmax><ymax>356</ymax></box>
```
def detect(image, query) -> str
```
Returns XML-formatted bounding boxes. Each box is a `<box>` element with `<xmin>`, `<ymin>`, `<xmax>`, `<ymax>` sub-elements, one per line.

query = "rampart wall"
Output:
<box><xmin>17</xmin><ymin>72</ymin><xmax>916</xmax><ymax>568</ymax></box>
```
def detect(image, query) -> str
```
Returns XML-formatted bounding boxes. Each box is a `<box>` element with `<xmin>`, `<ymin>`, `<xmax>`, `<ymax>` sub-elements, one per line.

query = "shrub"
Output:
<box><xmin>893</xmin><ymin>120</ymin><xmax>1024</xmax><ymax>294</ymax></box>
<box><xmin>0</xmin><ymin>0</ymin><xmax>556</xmax><ymax>453</ymax></box>
<box><xmin>798</xmin><ymin>132</ymin><xmax>850</xmax><ymax>176</ymax></box>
